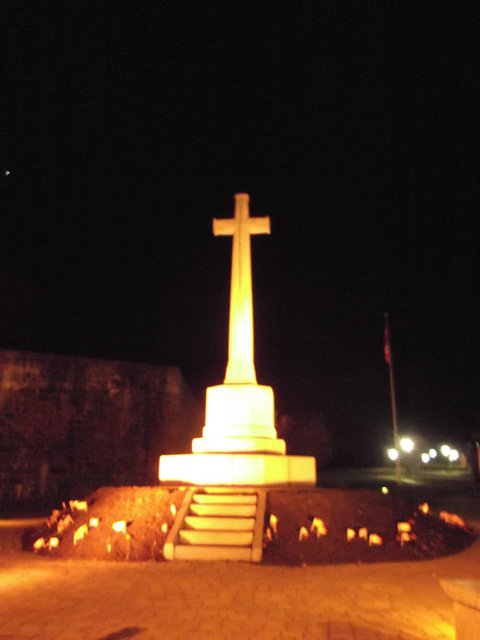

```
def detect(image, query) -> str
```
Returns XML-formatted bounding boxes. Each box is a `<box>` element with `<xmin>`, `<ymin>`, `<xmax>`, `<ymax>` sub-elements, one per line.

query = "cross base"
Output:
<box><xmin>158</xmin><ymin>453</ymin><xmax>316</xmax><ymax>486</ymax></box>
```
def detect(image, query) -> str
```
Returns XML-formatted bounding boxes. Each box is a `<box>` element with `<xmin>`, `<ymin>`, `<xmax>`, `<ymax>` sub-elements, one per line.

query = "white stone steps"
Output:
<box><xmin>164</xmin><ymin>488</ymin><xmax>266</xmax><ymax>562</ymax></box>
<box><xmin>192</xmin><ymin>493</ymin><xmax>257</xmax><ymax>505</ymax></box>
<box><xmin>184</xmin><ymin>515</ymin><xmax>255</xmax><ymax>531</ymax></box>
<box><xmin>189</xmin><ymin>503</ymin><xmax>257</xmax><ymax>517</ymax></box>
<box><xmin>179</xmin><ymin>530</ymin><xmax>253</xmax><ymax>546</ymax></box>
<box><xmin>174</xmin><ymin>544</ymin><xmax>252</xmax><ymax>562</ymax></box>
<box><xmin>203</xmin><ymin>487</ymin><xmax>257</xmax><ymax>494</ymax></box>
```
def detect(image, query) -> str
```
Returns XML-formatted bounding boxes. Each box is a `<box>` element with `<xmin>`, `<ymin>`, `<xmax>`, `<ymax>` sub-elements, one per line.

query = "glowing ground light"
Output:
<box><xmin>73</xmin><ymin>524</ymin><xmax>88</xmax><ymax>545</ymax></box>
<box><xmin>388</xmin><ymin>448</ymin><xmax>399</xmax><ymax>461</ymax></box>
<box><xmin>269</xmin><ymin>514</ymin><xmax>278</xmax><ymax>534</ymax></box>
<box><xmin>48</xmin><ymin>537</ymin><xmax>59</xmax><ymax>550</ymax></box>
<box><xmin>429</xmin><ymin>448</ymin><xmax>437</xmax><ymax>458</ymax></box>
<box><xmin>421</xmin><ymin>453</ymin><xmax>430</xmax><ymax>463</ymax></box>
<box><xmin>311</xmin><ymin>518</ymin><xmax>327</xmax><ymax>537</ymax></box>
<box><xmin>298</xmin><ymin>526</ymin><xmax>309</xmax><ymax>541</ymax></box>
<box><xmin>112</xmin><ymin>521</ymin><xmax>127</xmax><ymax>534</ymax></box>
<box><xmin>449</xmin><ymin>449</ymin><xmax>459</xmax><ymax>462</ymax></box>
<box><xmin>381</xmin><ymin>486</ymin><xmax>389</xmax><ymax>494</ymax></box>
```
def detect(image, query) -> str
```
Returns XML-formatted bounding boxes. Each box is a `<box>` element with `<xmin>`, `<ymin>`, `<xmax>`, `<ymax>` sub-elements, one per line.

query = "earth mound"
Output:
<box><xmin>22</xmin><ymin>486</ymin><xmax>476</xmax><ymax>565</ymax></box>
<box><xmin>263</xmin><ymin>489</ymin><xmax>475</xmax><ymax>566</ymax></box>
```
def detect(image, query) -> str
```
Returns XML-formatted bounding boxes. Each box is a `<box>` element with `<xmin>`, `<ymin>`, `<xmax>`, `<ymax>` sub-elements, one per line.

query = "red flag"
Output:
<box><xmin>384</xmin><ymin>326</ymin><xmax>391</xmax><ymax>364</ymax></box>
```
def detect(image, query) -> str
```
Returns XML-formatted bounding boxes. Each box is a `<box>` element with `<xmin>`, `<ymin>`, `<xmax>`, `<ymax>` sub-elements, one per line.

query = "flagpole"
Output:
<box><xmin>384</xmin><ymin>312</ymin><xmax>401</xmax><ymax>485</ymax></box>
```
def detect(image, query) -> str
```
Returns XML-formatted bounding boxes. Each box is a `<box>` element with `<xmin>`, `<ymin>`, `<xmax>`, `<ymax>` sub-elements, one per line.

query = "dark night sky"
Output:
<box><xmin>2</xmin><ymin>3</ymin><xmax>480</xmax><ymax>464</ymax></box>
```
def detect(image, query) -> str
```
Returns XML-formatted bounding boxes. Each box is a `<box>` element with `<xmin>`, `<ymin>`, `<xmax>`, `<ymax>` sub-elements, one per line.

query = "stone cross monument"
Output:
<box><xmin>159</xmin><ymin>194</ymin><xmax>316</xmax><ymax>486</ymax></box>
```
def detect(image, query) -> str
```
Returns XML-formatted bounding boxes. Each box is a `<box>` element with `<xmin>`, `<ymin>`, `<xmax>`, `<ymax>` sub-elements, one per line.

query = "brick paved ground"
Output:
<box><xmin>1</xmin><ymin>532</ymin><xmax>480</xmax><ymax>640</ymax></box>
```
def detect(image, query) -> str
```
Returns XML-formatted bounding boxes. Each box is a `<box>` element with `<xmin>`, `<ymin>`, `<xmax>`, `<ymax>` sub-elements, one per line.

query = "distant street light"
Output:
<box><xmin>388</xmin><ymin>448</ymin><xmax>399</xmax><ymax>461</ymax></box>
<box><xmin>400</xmin><ymin>437</ymin><xmax>414</xmax><ymax>453</ymax></box>
<box><xmin>421</xmin><ymin>453</ymin><xmax>430</xmax><ymax>463</ymax></box>
<box><xmin>429</xmin><ymin>448</ymin><xmax>437</xmax><ymax>458</ymax></box>
<box><xmin>449</xmin><ymin>449</ymin><xmax>459</xmax><ymax>462</ymax></box>
<box><xmin>441</xmin><ymin>445</ymin><xmax>451</xmax><ymax>457</ymax></box>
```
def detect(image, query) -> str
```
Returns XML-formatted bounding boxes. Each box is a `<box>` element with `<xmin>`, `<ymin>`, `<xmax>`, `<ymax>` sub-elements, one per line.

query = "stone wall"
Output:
<box><xmin>0</xmin><ymin>350</ymin><xmax>201</xmax><ymax>501</ymax></box>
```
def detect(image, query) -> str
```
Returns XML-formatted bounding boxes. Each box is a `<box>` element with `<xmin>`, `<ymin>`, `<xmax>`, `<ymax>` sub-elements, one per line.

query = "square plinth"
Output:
<box><xmin>204</xmin><ymin>384</ymin><xmax>277</xmax><ymax>440</ymax></box>
<box><xmin>192</xmin><ymin>436</ymin><xmax>286</xmax><ymax>455</ymax></box>
<box><xmin>159</xmin><ymin>453</ymin><xmax>316</xmax><ymax>486</ymax></box>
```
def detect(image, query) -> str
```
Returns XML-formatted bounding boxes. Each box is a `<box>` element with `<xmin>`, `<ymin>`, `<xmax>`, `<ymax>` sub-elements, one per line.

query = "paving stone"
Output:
<box><xmin>1</xmin><ymin>539</ymin><xmax>480</xmax><ymax>639</ymax></box>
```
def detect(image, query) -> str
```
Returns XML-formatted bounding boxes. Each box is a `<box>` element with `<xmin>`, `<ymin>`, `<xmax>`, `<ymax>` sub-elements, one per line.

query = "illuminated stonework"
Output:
<box><xmin>214</xmin><ymin>193</ymin><xmax>269</xmax><ymax>385</ymax></box>
<box><xmin>159</xmin><ymin>194</ymin><xmax>316</xmax><ymax>486</ymax></box>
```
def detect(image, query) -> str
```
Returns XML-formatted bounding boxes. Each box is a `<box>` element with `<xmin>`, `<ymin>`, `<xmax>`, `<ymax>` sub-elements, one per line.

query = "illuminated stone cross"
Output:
<box><xmin>214</xmin><ymin>193</ymin><xmax>270</xmax><ymax>384</ymax></box>
<box><xmin>158</xmin><ymin>193</ymin><xmax>316</xmax><ymax>487</ymax></box>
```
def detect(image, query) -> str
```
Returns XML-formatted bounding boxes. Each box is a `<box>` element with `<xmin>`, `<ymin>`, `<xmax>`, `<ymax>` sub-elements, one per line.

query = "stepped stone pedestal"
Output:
<box><xmin>159</xmin><ymin>382</ymin><xmax>316</xmax><ymax>486</ymax></box>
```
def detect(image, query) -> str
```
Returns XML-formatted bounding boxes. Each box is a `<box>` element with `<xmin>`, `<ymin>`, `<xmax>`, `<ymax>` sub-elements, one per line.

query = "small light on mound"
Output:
<box><xmin>170</xmin><ymin>505</ymin><xmax>177</xmax><ymax>517</ymax></box>
<box><xmin>46</xmin><ymin>509</ymin><xmax>61</xmax><ymax>528</ymax></box>
<box><xmin>269</xmin><ymin>514</ymin><xmax>278</xmax><ymax>534</ymax></box>
<box><xmin>112</xmin><ymin>521</ymin><xmax>127</xmax><ymax>534</ymax></box>
<box><xmin>89</xmin><ymin>518</ymin><xmax>99</xmax><ymax>528</ymax></box>
<box><xmin>397</xmin><ymin>522</ymin><xmax>412</xmax><ymax>533</ymax></box>
<box><xmin>346</xmin><ymin>528</ymin><xmax>356</xmax><ymax>541</ymax></box>
<box><xmin>298</xmin><ymin>526</ymin><xmax>309</xmax><ymax>541</ymax></box>
<box><xmin>311</xmin><ymin>517</ymin><xmax>327</xmax><ymax>537</ymax></box>
<box><xmin>57</xmin><ymin>514</ymin><xmax>74</xmax><ymax>534</ymax></box>
<box><xmin>399</xmin><ymin>531</ymin><xmax>417</xmax><ymax>546</ymax></box>
<box><xmin>161</xmin><ymin>522</ymin><xmax>168</xmax><ymax>533</ymax></box>
<box><xmin>48</xmin><ymin>537</ymin><xmax>59</xmax><ymax>550</ymax></box>
<box><xmin>381</xmin><ymin>486</ymin><xmax>389</xmax><ymax>494</ymax></box>
<box><xmin>418</xmin><ymin>502</ymin><xmax>429</xmax><ymax>514</ymax></box>
<box><xmin>70</xmin><ymin>500</ymin><xmax>88</xmax><ymax>512</ymax></box>
<box><xmin>439</xmin><ymin>511</ymin><xmax>465</xmax><ymax>528</ymax></box>
<box><xmin>33</xmin><ymin>537</ymin><xmax>46</xmax><ymax>551</ymax></box>
<box><xmin>369</xmin><ymin>533</ymin><xmax>383</xmax><ymax>546</ymax></box>
<box><xmin>73</xmin><ymin>524</ymin><xmax>88</xmax><ymax>545</ymax></box>
<box><xmin>358</xmin><ymin>527</ymin><xmax>368</xmax><ymax>541</ymax></box>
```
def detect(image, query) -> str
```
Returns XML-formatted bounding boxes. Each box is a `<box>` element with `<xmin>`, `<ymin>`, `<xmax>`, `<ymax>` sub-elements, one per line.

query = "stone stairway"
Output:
<box><xmin>164</xmin><ymin>488</ymin><xmax>266</xmax><ymax>562</ymax></box>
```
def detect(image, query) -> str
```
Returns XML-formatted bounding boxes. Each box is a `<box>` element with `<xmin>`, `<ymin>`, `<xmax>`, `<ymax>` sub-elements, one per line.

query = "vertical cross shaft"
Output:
<box><xmin>213</xmin><ymin>193</ymin><xmax>270</xmax><ymax>384</ymax></box>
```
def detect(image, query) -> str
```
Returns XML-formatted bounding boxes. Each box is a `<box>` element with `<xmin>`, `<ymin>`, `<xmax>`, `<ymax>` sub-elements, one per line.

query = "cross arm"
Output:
<box><xmin>248</xmin><ymin>216</ymin><xmax>271</xmax><ymax>235</ymax></box>
<box><xmin>213</xmin><ymin>218</ymin><xmax>236</xmax><ymax>236</ymax></box>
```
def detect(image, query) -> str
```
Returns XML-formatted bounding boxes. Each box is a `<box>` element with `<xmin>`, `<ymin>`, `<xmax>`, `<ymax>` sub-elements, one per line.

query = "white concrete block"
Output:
<box><xmin>179</xmin><ymin>530</ymin><xmax>253</xmax><ymax>546</ymax></box>
<box><xmin>184</xmin><ymin>516</ymin><xmax>255</xmax><ymax>531</ymax></box>
<box><xmin>189</xmin><ymin>504</ymin><xmax>257</xmax><ymax>517</ymax></box>
<box><xmin>193</xmin><ymin>494</ymin><xmax>257</xmax><ymax>504</ymax></box>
